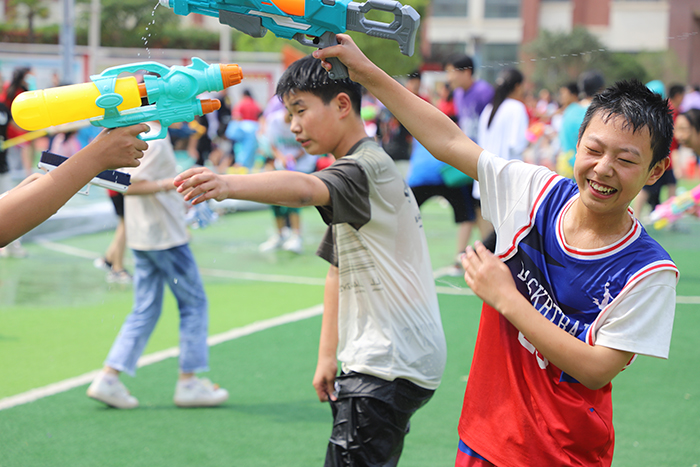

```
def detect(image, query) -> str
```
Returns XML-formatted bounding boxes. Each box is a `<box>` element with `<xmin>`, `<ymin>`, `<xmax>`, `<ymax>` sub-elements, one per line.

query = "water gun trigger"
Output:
<box><xmin>138</xmin><ymin>124</ymin><xmax>169</xmax><ymax>141</ymax></box>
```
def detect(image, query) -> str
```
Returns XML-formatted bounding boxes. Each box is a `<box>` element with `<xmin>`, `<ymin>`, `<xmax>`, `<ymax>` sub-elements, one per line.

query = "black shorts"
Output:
<box><xmin>324</xmin><ymin>372</ymin><xmax>434</xmax><ymax>467</ymax></box>
<box><xmin>411</xmin><ymin>184</ymin><xmax>476</xmax><ymax>223</ymax></box>
<box><xmin>109</xmin><ymin>192</ymin><xmax>125</xmax><ymax>218</ymax></box>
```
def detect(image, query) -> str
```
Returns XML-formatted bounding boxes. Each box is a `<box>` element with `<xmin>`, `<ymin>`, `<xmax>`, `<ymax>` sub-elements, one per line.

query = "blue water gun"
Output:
<box><xmin>12</xmin><ymin>58</ymin><xmax>243</xmax><ymax>141</ymax></box>
<box><xmin>159</xmin><ymin>0</ymin><xmax>420</xmax><ymax>79</ymax></box>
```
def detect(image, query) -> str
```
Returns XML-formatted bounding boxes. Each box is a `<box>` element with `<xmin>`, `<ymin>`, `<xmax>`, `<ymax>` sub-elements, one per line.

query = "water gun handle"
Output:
<box><xmin>347</xmin><ymin>0</ymin><xmax>420</xmax><ymax>57</ymax></box>
<box><xmin>293</xmin><ymin>31</ymin><xmax>349</xmax><ymax>80</ymax></box>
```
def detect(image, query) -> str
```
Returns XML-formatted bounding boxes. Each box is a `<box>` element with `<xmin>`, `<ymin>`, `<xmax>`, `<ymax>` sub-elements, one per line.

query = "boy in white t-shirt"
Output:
<box><xmin>314</xmin><ymin>36</ymin><xmax>677</xmax><ymax>466</ymax></box>
<box><xmin>175</xmin><ymin>55</ymin><xmax>446</xmax><ymax>466</ymax></box>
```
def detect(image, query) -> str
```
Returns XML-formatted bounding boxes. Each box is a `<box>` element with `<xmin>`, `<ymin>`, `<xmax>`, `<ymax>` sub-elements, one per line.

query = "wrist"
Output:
<box><xmin>157</xmin><ymin>179</ymin><xmax>169</xmax><ymax>192</ymax></box>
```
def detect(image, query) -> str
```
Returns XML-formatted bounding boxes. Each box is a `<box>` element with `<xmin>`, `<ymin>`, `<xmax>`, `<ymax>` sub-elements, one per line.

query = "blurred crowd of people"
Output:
<box><xmin>358</xmin><ymin>60</ymin><xmax>700</xmax><ymax>269</ymax></box>
<box><xmin>2</xmin><ymin>60</ymin><xmax>700</xmax><ymax>267</ymax></box>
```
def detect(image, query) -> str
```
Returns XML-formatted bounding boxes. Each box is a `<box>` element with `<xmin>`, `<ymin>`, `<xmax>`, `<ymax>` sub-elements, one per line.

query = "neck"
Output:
<box><xmin>332</xmin><ymin>123</ymin><xmax>369</xmax><ymax>159</ymax></box>
<box><xmin>564</xmin><ymin>198</ymin><xmax>634</xmax><ymax>249</ymax></box>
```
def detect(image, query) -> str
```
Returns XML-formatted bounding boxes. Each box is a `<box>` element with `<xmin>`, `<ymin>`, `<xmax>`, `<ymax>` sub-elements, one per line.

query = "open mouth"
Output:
<box><xmin>588</xmin><ymin>179</ymin><xmax>617</xmax><ymax>196</ymax></box>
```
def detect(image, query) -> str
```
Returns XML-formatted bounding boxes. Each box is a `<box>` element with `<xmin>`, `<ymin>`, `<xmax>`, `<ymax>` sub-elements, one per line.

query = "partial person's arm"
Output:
<box><xmin>462</xmin><ymin>241</ymin><xmax>634</xmax><ymax>390</ymax></box>
<box><xmin>0</xmin><ymin>124</ymin><xmax>149</xmax><ymax>247</ymax></box>
<box><xmin>174</xmin><ymin>166</ymin><xmax>330</xmax><ymax>207</ymax></box>
<box><xmin>125</xmin><ymin>178</ymin><xmax>176</xmax><ymax>196</ymax></box>
<box><xmin>313</xmin><ymin>35</ymin><xmax>483</xmax><ymax>180</ymax></box>
<box><xmin>313</xmin><ymin>265</ymin><xmax>340</xmax><ymax>402</ymax></box>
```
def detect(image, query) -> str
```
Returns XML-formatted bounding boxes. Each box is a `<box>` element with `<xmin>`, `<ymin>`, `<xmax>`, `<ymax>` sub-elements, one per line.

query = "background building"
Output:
<box><xmin>426</xmin><ymin>0</ymin><xmax>699</xmax><ymax>86</ymax></box>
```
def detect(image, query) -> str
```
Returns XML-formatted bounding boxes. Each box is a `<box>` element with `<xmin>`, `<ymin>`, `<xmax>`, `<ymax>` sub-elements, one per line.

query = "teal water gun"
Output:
<box><xmin>11</xmin><ymin>58</ymin><xmax>243</xmax><ymax>140</ymax></box>
<box><xmin>159</xmin><ymin>0</ymin><xmax>420</xmax><ymax>79</ymax></box>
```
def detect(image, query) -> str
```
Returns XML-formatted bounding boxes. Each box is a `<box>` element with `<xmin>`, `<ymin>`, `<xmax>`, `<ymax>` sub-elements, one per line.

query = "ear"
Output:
<box><xmin>645</xmin><ymin>156</ymin><xmax>670</xmax><ymax>186</ymax></box>
<box><xmin>334</xmin><ymin>92</ymin><xmax>354</xmax><ymax>120</ymax></box>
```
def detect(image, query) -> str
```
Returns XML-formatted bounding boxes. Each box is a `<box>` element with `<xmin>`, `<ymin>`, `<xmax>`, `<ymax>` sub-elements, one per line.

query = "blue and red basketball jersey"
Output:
<box><xmin>458</xmin><ymin>172</ymin><xmax>677</xmax><ymax>466</ymax></box>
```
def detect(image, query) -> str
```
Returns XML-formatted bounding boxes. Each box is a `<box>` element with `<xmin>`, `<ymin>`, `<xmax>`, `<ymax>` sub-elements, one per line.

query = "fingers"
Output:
<box><xmin>174</xmin><ymin>167</ymin><xmax>206</xmax><ymax>186</ymax></box>
<box><xmin>313</xmin><ymin>382</ymin><xmax>329</xmax><ymax>402</ymax></box>
<box><xmin>173</xmin><ymin>167</ymin><xmax>218</xmax><ymax>204</ymax></box>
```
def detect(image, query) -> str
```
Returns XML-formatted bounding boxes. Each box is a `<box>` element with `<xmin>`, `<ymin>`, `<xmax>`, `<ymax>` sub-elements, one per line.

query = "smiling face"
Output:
<box><xmin>674</xmin><ymin>114</ymin><xmax>700</xmax><ymax>153</ymax></box>
<box><xmin>282</xmin><ymin>91</ymin><xmax>341</xmax><ymax>156</ymax></box>
<box><xmin>573</xmin><ymin>114</ymin><xmax>668</xmax><ymax>219</ymax></box>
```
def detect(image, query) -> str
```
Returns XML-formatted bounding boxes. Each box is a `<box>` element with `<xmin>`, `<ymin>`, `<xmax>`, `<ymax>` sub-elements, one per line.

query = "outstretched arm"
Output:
<box><xmin>0</xmin><ymin>124</ymin><xmax>148</xmax><ymax>247</ymax></box>
<box><xmin>463</xmin><ymin>242</ymin><xmax>634</xmax><ymax>390</ymax></box>
<box><xmin>313</xmin><ymin>265</ymin><xmax>340</xmax><ymax>402</ymax></box>
<box><xmin>174</xmin><ymin>166</ymin><xmax>330</xmax><ymax>207</ymax></box>
<box><xmin>313</xmin><ymin>35</ymin><xmax>483</xmax><ymax>180</ymax></box>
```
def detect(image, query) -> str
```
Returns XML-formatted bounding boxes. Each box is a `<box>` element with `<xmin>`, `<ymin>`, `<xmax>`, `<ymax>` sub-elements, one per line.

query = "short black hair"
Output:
<box><xmin>407</xmin><ymin>69</ymin><xmax>422</xmax><ymax>81</ymax></box>
<box><xmin>275</xmin><ymin>55</ymin><xmax>362</xmax><ymax>115</ymax></box>
<box><xmin>579</xmin><ymin>70</ymin><xmax>605</xmax><ymax>98</ymax></box>
<box><xmin>668</xmin><ymin>84</ymin><xmax>685</xmax><ymax>100</ymax></box>
<box><xmin>578</xmin><ymin>79</ymin><xmax>674</xmax><ymax>169</ymax></box>
<box><xmin>446</xmin><ymin>54</ymin><xmax>474</xmax><ymax>73</ymax></box>
<box><xmin>562</xmin><ymin>81</ymin><xmax>579</xmax><ymax>97</ymax></box>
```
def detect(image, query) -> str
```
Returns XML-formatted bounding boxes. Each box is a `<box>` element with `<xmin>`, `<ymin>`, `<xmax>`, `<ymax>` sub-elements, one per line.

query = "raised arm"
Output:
<box><xmin>313</xmin><ymin>35</ymin><xmax>483</xmax><ymax>180</ymax></box>
<box><xmin>174</xmin><ymin>166</ymin><xmax>330</xmax><ymax>208</ymax></box>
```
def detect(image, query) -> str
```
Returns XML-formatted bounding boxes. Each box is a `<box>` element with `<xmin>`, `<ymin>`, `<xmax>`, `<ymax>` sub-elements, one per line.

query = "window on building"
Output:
<box><xmin>484</xmin><ymin>0</ymin><xmax>520</xmax><ymax>18</ymax></box>
<box><xmin>479</xmin><ymin>43</ymin><xmax>519</xmax><ymax>84</ymax></box>
<box><xmin>431</xmin><ymin>0</ymin><xmax>468</xmax><ymax>17</ymax></box>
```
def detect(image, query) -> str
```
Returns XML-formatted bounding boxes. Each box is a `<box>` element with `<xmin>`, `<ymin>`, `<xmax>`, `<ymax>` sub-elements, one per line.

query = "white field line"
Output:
<box><xmin>2</xmin><ymin>240</ymin><xmax>696</xmax><ymax>410</ymax></box>
<box><xmin>0</xmin><ymin>305</ymin><xmax>323</xmax><ymax>411</ymax></box>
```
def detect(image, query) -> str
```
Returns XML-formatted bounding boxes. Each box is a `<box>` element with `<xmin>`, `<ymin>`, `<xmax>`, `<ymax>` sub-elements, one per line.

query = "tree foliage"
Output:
<box><xmin>76</xmin><ymin>0</ymin><xmax>180</xmax><ymax>48</ymax></box>
<box><xmin>6</xmin><ymin>0</ymin><xmax>50</xmax><ymax>43</ymax></box>
<box><xmin>525</xmin><ymin>27</ymin><xmax>650</xmax><ymax>92</ymax></box>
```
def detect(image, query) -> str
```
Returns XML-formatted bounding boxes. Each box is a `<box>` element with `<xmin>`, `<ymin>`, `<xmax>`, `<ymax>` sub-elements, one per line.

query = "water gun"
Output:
<box><xmin>11</xmin><ymin>58</ymin><xmax>243</xmax><ymax>141</ymax></box>
<box><xmin>649</xmin><ymin>183</ymin><xmax>700</xmax><ymax>229</ymax></box>
<box><xmin>159</xmin><ymin>0</ymin><xmax>420</xmax><ymax>79</ymax></box>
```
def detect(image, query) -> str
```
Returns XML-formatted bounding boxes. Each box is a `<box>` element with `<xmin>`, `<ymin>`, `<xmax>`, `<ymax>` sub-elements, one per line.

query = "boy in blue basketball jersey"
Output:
<box><xmin>314</xmin><ymin>37</ymin><xmax>677</xmax><ymax>466</ymax></box>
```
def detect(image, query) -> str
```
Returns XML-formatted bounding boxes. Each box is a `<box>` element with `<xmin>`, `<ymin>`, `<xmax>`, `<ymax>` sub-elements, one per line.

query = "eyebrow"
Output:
<box><xmin>586</xmin><ymin>135</ymin><xmax>642</xmax><ymax>158</ymax></box>
<box><xmin>288</xmin><ymin>98</ymin><xmax>304</xmax><ymax>108</ymax></box>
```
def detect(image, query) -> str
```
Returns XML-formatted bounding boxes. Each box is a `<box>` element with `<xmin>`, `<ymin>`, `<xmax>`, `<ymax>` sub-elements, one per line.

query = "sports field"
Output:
<box><xmin>1</xmin><ymin>196</ymin><xmax>699</xmax><ymax>467</ymax></box>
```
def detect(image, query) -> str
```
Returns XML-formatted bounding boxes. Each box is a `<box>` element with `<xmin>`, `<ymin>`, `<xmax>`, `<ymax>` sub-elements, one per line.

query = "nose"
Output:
<box><xmin>289</xmin><ymin>115</ymin><xmax>301</xmax><ymax>134</ymax></box>
<box><xmin>594</xmin><ymin>153</ymin><xmax>614</xmax><ymax>177</ymax></box>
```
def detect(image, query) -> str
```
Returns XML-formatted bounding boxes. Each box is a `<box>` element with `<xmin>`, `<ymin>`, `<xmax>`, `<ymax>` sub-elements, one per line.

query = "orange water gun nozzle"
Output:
<box><xmin>220</xmin><ymin>64</ymin><xmax>243</xmax><ymax>88</ymax></box>
<box><xmin>200</xmin><ymin>99</ymin><xmax>222</xmax><ymax>115</ymax></box>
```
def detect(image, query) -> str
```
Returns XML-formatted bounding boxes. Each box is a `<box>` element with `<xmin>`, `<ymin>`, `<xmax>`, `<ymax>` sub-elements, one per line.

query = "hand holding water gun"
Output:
<box><xmin>649</xmin><ymin>183</ymin><xmax>700</xmax><ymax>229</ymax></box>
<box><xmin>160</xmin><ymin>0</ymin><xmax>419</xmax><ymax>79</ymax></box>
<box><xmin>11</xmin><ymin>58</ymin><xmax>243</xmax><ymax>141</ymax></box>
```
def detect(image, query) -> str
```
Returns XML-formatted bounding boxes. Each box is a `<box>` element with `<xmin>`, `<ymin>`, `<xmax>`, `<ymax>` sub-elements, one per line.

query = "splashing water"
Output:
<box><xmin>140</xmin><ymin>1</ymin><xmax>160</xmax><ymax>59</ymax></box>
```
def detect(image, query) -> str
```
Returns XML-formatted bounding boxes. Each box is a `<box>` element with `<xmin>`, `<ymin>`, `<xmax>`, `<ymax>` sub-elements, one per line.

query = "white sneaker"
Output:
<box><xmin>106</xmin><ymin>269</ymin><xmax>133</xmax><ymax>284</ymax></box>
<box><xmin>93</xmin><ymin>257</ymin><xmax>112</xmax><ymax>272</ymax></box>
<box><xmin>259</xmin><ymin>234</ymin><xmax>284</xmax><ymax>252</ymax></box>
<box><xmin>174</xmin><ymin>377</ymin><xmax>229</xmax><ymax>408</ymax></box>
<box><xmin>282</xmin><ymin>234</ymin><xmax>303</xmax><ymax>254</ymax></box>
<box><xmin>87</xmin><ymin>373</ymin><xmax>139</xmax><ymax>409</ymax></box>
